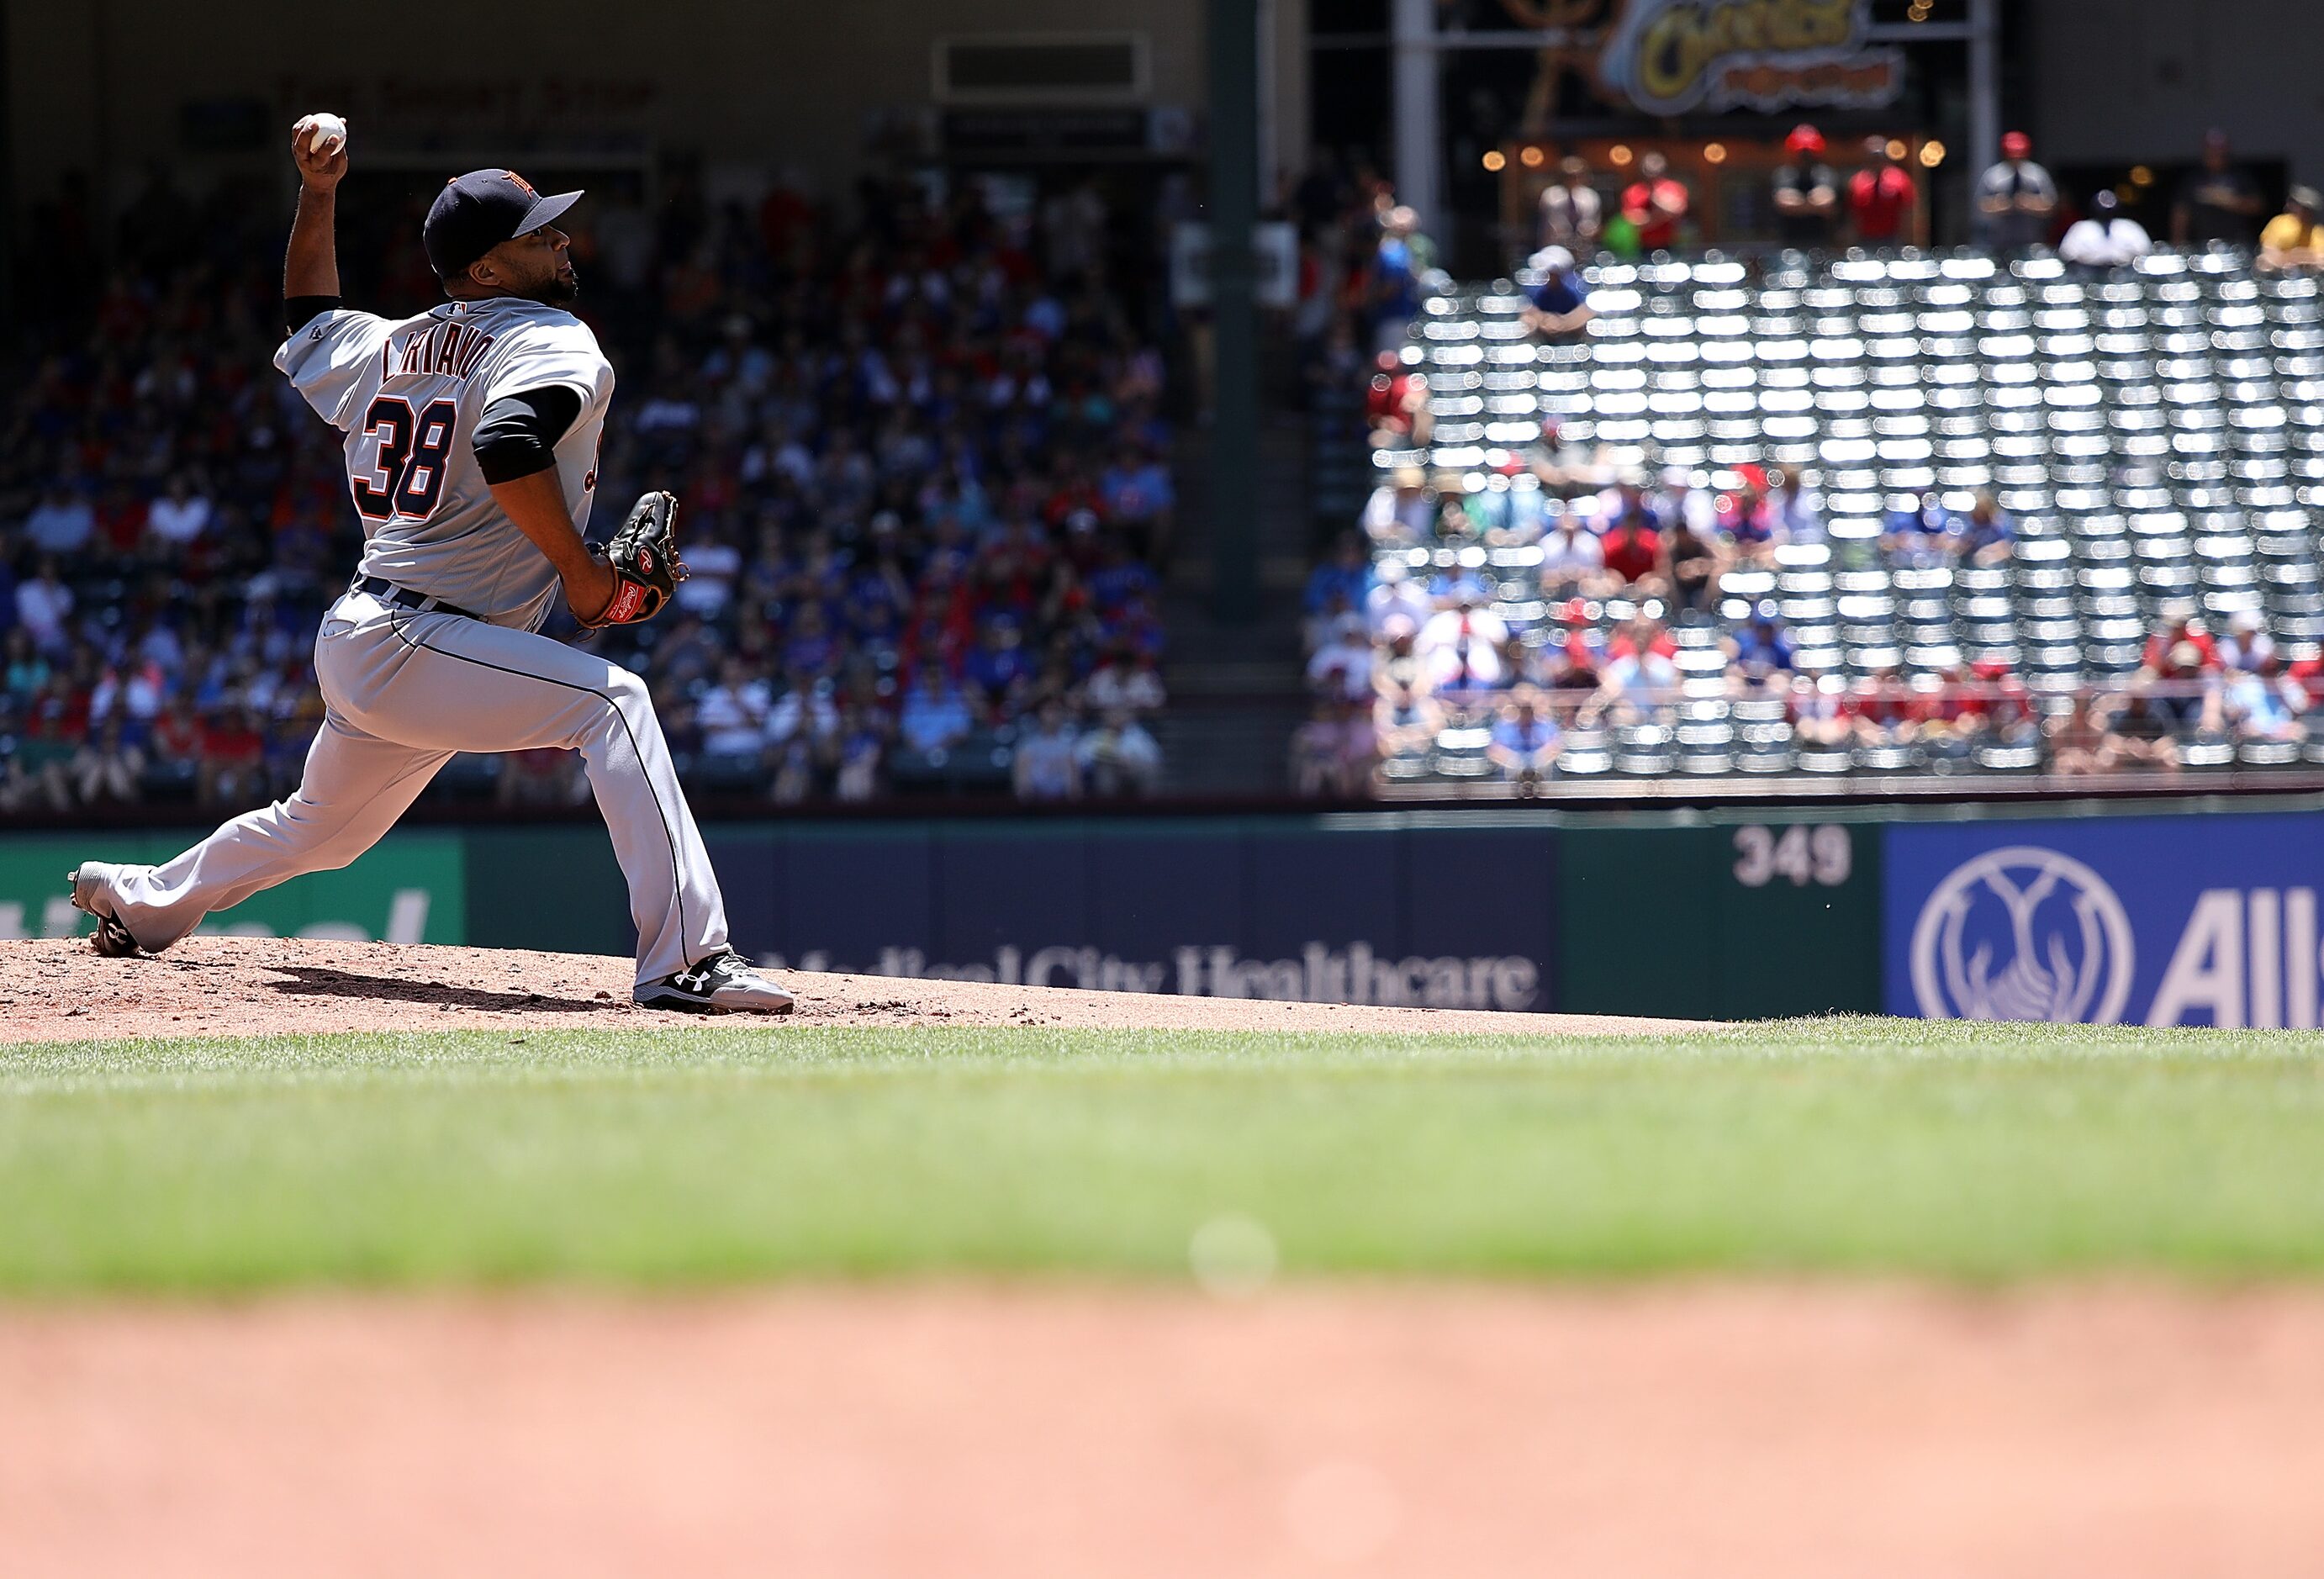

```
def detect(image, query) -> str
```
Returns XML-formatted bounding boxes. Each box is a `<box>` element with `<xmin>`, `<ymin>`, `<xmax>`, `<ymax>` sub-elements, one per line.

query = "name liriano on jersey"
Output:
<box><xmin>274</xmin><ymin>296</ymin><xmax>612</xmax><ymax>628</ymax></box>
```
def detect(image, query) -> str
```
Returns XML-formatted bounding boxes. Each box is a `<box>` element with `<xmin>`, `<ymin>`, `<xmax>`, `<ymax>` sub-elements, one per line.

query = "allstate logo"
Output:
<box><xmin>1909</xmin><ymin>846</ymin><xmax>2136</xmax><ymax>1023</ymax></box>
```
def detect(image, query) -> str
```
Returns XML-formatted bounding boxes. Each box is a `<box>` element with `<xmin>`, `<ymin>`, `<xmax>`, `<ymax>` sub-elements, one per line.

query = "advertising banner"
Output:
<box><xmin>0</xmin><ymin>832</ymin><xmax>464</xmax><ymax>946</ymax></box>
<box><xmin>1598</xmin><ymin>0</ymin><xmax>1904</xmax><ymax>117</ymax></box>
<box><xmin>706</xmin><ymin>819</ymin><xmax>1558</xmax><ymax>1012</ymax></box>
<box><xmin>1883</xmin><ymin>811</ymin><xmax>2324</xmax><ymax>1027</ymax></box>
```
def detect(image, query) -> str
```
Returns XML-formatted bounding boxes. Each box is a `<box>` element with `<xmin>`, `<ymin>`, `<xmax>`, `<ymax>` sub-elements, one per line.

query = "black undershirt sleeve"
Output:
<box><xmin>473</xmin><ymin>385</ymin><xmax>585</xmax><ymax>485</ymax></box>
<box><xmin>284</xmin><ymin>295</ymin><xmax>342</xmax><ymax>336</ymax></box>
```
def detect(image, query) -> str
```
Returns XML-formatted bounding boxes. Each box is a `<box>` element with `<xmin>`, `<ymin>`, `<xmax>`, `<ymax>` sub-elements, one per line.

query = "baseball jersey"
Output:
<box><xmin>275</xmin><ymin>296</ymin><xmax>614</xmax><ymax>626</ymax></box>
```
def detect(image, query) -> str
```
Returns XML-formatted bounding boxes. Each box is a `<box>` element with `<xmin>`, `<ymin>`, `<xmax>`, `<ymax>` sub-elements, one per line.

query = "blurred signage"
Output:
<box><xmin>705</xmin><ymin>821</ymin><xmax>1558</xmax><ymax>1012</ymax></box>
<box><xmin>940</xmin><ymin>108</ymin><xmax>1153</xmax><ymax>155</ymax></box>
<box><xmin>272</xmin><ymin>75</ymin><xmax>659</xmax><ymax>127</ymax></box>
<box><xmin>1170</xmin><ymin>222</ymin><xmax>1298</xmax><ymax>309</ymax></box>
<box><xmin>1883</xmin><ymin>814</ymin><xmax>2324</xmax><ymax>1027</ymax></box>
<box><xmin>0</xmin><ymin>833</ymin><xmax>462</xmax><ymax>945</ymax></box>
<box><xmin>1599</xmin><ymin>0</ymin><xmax>1904</xmax><ymax>116</ymax></box>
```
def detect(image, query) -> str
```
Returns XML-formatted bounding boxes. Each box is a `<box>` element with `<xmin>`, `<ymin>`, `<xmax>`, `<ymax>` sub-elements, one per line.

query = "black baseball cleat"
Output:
<box><xmin>634</xmin><ymin>951</ymin><xmax>796</xmax><ymax>1015</ymax></box>
<box><xmin>66</xmin><ymin>863</ymin><xmax>145</xmax><ymax>958</ymax></box>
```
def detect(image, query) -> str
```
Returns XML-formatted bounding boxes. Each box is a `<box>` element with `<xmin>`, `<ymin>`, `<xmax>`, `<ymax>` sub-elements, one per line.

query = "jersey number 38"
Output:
<box><xmin>351</xmin><ymin>395</ymin><xmax>457</xmax><ymax>521</ymax></box>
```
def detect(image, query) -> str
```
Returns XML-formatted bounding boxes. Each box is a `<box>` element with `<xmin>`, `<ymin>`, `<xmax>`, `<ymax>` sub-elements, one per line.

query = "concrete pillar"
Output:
<box><xmin>1967</xmin><ymin>0</ymin><xmax>2001</xmax><ymax>182</ymax></box>
<box><xmin>1391</xmin><ymin>0</ymin><xmax>1439</xmax><ymax>230</ymax></box>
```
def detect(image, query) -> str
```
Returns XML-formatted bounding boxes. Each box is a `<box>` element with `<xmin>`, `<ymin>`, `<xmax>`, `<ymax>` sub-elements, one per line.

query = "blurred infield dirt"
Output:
<box><xmin>4</xmin><ymin>1282</ymin><xmax>2323</xmax><ymax>1578</ymax></box>
<box><xmin>0</xmin><ymin>937</ymin><xmax>1698</xmax><ymax>1042</ymax></box>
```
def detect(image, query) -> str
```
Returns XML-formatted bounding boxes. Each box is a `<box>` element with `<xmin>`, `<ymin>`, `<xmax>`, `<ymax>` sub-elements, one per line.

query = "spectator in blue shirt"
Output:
<box><xmin>1488</xmin><ymin>693</ymin><xmax>1563</xmax><ymax>784</ymax></box>
<box><xmin>1304</xmin><ymin>536</ymin><xmax>1374</xmax><ymax>620</ymax></box>
<box><xmin>1958</xmin><ymin>490</ymin><xmax>2015</xmax><ymax>565</ymax></box>
<box><xmin>1881</xmin><ymin>488</ymin><xmax>1958</xmax><ymax>564</ymax></box>
<box><xmin>1100</xmin><ymin>441</ymin><xmax>1176</xmax><ymax>562</ymax></box>
<box><xmin>1427</xmin><ymin>563</ymin><xmax>1493</xmax><ymax>609</ymax></box>
<box><xmin>899</xmin><ymin>663</ymin><xmax>974</xmax><ymax>754</ymax></box>
<box><xmin>1729</xmin><ymin>606</ymin><xmax>1798</xmax><ymax>686</ymax></box>
<box><xmin>1371</xmin><ymin>222</ymin><xmax>1422</xmax><ymax>354</ymax></box>
<box><xmin>962</xmin><ymin>617</ymin><xmax>1034</xmax><ymax>712</ymax></box>
<box><xmin>1088</xmin><ymin>538</ymin><xmax>1160</xmax><ymax>616</ymax></box>
<box><xmin>2212</xmin><ymin>657</ymin><xmax>2307</xmax><ymax>743</ymax></box>
<box><xmin>1521</xmin><ymin>246</ymin><xmax>1595</xmax><ymax>339</ymax></box>
<box><xmin>23</xmin><ymin>488</ymin><xmax>94</xmax><ymax>556</ymax></box>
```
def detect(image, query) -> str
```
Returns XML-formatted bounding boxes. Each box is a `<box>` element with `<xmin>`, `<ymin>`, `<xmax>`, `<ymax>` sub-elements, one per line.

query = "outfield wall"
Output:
<box><xmin>12</xmin><ymin>795</ymin><xmax>2324</xmax><ymax>1027</ymax></box>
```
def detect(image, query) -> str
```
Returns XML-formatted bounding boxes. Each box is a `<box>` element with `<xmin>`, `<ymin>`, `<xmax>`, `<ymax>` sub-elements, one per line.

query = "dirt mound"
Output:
<box><xmin>7</xmin><ymin>1284</ymin><xmax>2323</xmax><ymax>1578</ymax></box>
<box><xmin>0</xmin><ymin>937</ymin><xmax>1696</xmax><ymax>1044</ymax></box>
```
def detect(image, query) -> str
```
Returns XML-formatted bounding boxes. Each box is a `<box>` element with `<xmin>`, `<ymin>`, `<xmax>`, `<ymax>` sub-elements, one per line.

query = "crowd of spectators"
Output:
<box><xmin>2041</xmin><ymin>605</ymin><xmax>2316</xmax><ymax>774</ymax></box>
<box><xmin>2</xmin><ymin>164</ymin><xmax>1175</xmax><ymax>815</ymax></box>
<box><xmin>1282</xmin><ymin>117</ymin><xmax>2324</xmax><ymax>796</ymax></box>
<box><xmin>1985</xmin><ymin>124</ymin><xmax>2324</xmax><ymax>277</ymax></box>
<box><xmin>1296</xmin><ymin>449</ymin><xmax>2323</xmax><ymax>794</ymax></box>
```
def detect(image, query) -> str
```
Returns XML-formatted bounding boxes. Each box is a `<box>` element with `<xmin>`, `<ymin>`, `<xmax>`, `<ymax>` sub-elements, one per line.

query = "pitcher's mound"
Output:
<box><xmin>0</xmin><ymin>937</ymin><xmax>1699</xmax><ymax>1044</ymax></box>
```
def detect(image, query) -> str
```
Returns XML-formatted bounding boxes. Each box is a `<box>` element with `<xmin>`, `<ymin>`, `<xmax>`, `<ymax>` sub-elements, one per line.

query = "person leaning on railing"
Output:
<box><xmin>1520</xmin><ymin>246</ymin><xmax>1595</xmax><ymax>340</ymax></box>
<box><xmin>2047</xmin><ymin>687</ymin><xmax>2110</xmax><ymax>776</ymax></box>
<box><xmin>1487</xmin><ymin>690</ymin><xmax>1563</xmax><ymax>789</ymax></box>
<box><xmin>2094</xmin><ymin>677</ymin><xmax>2184</xmax><ymax>773</ymax></box>
<box><xmin>2259</xmin><ymin>187</ymin><xmax>2324</xmax><ymax>272</ymax></box>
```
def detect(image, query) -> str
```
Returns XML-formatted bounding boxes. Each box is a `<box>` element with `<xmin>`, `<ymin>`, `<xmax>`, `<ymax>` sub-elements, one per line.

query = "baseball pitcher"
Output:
<box><xmin>66</xmin><ymin>115</ymin><xmax>793</xmax><ymax>1014</ymax></box>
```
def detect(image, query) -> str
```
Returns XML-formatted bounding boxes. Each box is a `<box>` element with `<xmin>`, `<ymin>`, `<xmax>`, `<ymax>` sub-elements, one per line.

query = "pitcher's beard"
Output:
<box><xmin>526</xmin><ymin>268</ymin><xmax>580</xmax><ymax>307</ymax></box>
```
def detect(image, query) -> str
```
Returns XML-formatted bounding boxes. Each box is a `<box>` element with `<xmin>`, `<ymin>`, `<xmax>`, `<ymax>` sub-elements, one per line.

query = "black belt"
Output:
<box><xmin>352</xmin><ymin>576</ymin><xmax>478</xmax><ymax>621</ymax></box>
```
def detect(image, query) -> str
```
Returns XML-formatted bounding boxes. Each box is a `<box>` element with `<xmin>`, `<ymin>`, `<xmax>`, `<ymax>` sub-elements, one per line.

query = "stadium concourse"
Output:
<box><xmin>1301</xmin><ymin>249</ymin><xmax>2324</xmax><ymax>797</ymax></box>
<box><xmin>1</xmin><ymin>169</ymin><xmax>1172</xmax><ymax>817</ymax></box>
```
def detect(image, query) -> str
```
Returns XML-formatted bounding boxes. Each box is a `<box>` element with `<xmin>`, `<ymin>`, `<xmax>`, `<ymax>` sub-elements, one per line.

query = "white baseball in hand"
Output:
<box><xmin>298</xmin><ymin>113</ymin><xmax>348</xmax><ymax>157</ymax></box>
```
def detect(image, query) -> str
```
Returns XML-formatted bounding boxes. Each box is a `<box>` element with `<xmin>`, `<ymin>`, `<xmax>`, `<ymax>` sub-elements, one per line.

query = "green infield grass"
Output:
<box><xmin>3</xmin><ymin>1018</ymin><xmax>2322</xmax><ymax>1293</ymax></box>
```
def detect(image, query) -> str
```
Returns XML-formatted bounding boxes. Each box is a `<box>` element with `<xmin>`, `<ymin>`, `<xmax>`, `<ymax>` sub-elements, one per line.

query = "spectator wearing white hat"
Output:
<box><xmin>2221</xmin><ymin>608</ymin><xmax>2275</xmax><ymax>673</ymax></box>
<box><xmin>1521</xmin><ymin>246</ymin><xmax>1593</xmax><ymax>339</ymax></box>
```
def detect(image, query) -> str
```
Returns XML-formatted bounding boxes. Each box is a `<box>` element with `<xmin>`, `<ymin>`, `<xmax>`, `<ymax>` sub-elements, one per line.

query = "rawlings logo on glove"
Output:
<box><xmin>577</xmin><ymin>490</ymin><xmax>688</xmax><ymax>628</ymax></box>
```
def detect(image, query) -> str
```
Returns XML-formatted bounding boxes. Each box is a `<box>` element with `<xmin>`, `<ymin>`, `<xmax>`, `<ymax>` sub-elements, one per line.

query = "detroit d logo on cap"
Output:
<box><xmin>1909</xmin><ymin>847</ymin><xmax>2136</xmax><ymax>1024</ymax></box>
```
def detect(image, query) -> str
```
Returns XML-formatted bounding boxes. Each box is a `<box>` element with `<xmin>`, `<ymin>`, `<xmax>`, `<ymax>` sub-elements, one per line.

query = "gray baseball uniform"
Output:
<box><xmin>92</xmin><ymin>296</ymin><xmax>731</xmax><ymax>984</ymax></box>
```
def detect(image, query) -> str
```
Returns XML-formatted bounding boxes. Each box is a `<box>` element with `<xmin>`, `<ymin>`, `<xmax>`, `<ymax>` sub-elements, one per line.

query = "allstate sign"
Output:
<box><xmin>1885</xmin><ymin>814</ymin><xmax>2324</xmax><ymax>1027</ymax></box>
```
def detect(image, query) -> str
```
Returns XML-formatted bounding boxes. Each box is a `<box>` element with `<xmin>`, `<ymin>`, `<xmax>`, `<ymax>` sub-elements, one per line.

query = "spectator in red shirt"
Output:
<box><xmin>1603</xmin><ymin>614</ymin><xmax>1678</xmax><ymax>663</ymax></box>
<box><xmin>1600</xmin><ymin>509</ymin><xmax>1661</xmax><ymax>589</ymax></box>
<box><xmin>1848</xmin><ymin>137</ymin><xmax>1916</xmax><ymax>246</ymax></box>
<box><xmin>1842</xmin><ymin>664</ymin><xmax>1919</xmax><ymax>746</ymax></box>
<box><xmin>93</xmin><ymin>483</ymin><xmax>149</xmax><ymax>559</ymax></box>
<box><xmin>1619</xmin><ymin>152</ymin><xmax>1688</xmax><ymax>253</ymax></box>
<box><xmin>2140</xmin><ymin>610</ymin><xmax>2220</xmax><ymax>675</ymax></box>
<box><xmin>1365</xmin><ymin>349</ymin><xmax>1429</xmax><ymax>445</ymax></box>
<box><xmin>1911</xmin><ymin>662</ymin><xmax>2028</xmax><ymax>744</ymax></box>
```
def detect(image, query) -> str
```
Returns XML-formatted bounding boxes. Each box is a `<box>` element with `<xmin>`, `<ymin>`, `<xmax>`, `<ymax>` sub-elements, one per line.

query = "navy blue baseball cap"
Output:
<box><xmin>422</xmin><ymin>169</ymin><xmax>583</xmax><ymax>281</ymax></box>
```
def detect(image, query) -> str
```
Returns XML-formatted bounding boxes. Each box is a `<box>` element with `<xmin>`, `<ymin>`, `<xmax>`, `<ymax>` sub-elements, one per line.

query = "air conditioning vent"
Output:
<box><xmin>933</xmin><ymin>34</ymin><xmax>1149</xmax><ymax>103</ymax></box>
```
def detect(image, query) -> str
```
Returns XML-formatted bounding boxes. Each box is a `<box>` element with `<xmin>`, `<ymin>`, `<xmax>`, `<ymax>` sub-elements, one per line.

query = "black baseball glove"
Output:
<box><xmin>577</xmin><ymin>490</ymin><xmax>688</xmax><ymax>628</ymax></box>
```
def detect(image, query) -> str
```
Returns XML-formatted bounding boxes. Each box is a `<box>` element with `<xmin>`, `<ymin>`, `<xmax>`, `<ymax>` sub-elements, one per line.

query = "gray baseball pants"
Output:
<box><xmin>99</xmin><ymin>587</ymin><xmax>729</xmax><ymax>983</ymax></box>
